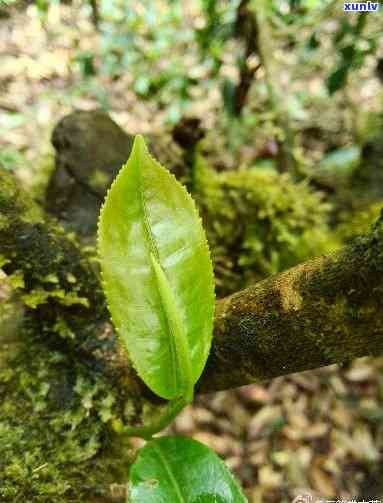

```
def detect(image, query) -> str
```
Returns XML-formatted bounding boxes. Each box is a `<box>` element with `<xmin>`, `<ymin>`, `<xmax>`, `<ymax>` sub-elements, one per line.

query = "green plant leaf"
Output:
<box><xmin>326</xmin><ymin>64</ymin><xmax>349</xmax><ymax>95</ymax></box>
<box><xmin>128</xmin><ymin>436</ymin><xmax>247</xmax><ymax>503</ymax></box>
<box><xmin>98</xmin><ymin>135</ymin><xmax>215</xmax><ymax>400</ymax></box>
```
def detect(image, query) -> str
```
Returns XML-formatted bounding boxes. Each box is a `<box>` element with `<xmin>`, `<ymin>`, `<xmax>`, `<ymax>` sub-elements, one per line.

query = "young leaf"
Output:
<box><xmin>128</xmin><ymin>436</ymin><xmax>247</xmax><ymax>503</ymax></box>
<box><xmin>98</xmin><ymin>135</ymin><xmax>215</xmax><ymax>400</ymax></box>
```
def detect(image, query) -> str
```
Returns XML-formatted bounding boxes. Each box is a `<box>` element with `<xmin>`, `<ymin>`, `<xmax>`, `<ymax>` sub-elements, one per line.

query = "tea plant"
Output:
<box><xmin>98</xmin><ymin>135</ymin><xmax>247</xmax><ymax>501</ymax></box>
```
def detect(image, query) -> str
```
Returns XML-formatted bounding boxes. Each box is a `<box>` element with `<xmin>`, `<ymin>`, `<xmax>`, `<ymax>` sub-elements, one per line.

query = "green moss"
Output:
<box><xmin>41</xmin><ymin>273</ymin><xmax>59</xmax><ymax>284</ymax></box>
<box><xmin>0</xmin><ymin>339</ymin><xmax>132</xmax><ymax>502</ymax></box>
<box><xmin>0</xmin><ymin>213</ymin><xmax>9</xmax><ymax>231</ymax></box>
<box><xmin>0</xmin><ymin>255</ymin><xmax>10</xmax><ymax>268</ymax></box>
<box><xmin>0</xmin><ymin>285</ymin><xmax>129</xmax><ymax>500</ymax></box>
<box><xmin>0</xmin><ymin>170</ymin><xmax>140</xmax><ymax>500</ymax></box>
<box><xmin>52</xmin><ymin>316</ymin><xmax>76</xmax><ymax>340</ymax></box>
<box><xmin>21</xmin><ymin>288</ymin><xmax>90</xmax><ymax>309</ymax></box>
<box><xmin>195</xmin><ymin>158</ymin><xmax>340</xmax><ymax>296</ymax></box>
<box><xmin>66</xmin><ymin>273</ymin><xmax>77</xmax><ymax>284</ymax></box>
<box><xmin>20</xmin><ymin>205</ymin><xmax>45</xmax><ymax>226</ymax></box>
<box><xmin>31</xmin><ymin>150</ymin><xmax>56</xmax><ymax>202</ymax></box>
<box><xmin>336</xmin><ymin>201</ymin><xmax>383</xmax><ymax>242</ymax></box>
<box><xmin>8</xmin><ymin>270</ymin><xmax>25</xmax><ymax>289</ymax></box>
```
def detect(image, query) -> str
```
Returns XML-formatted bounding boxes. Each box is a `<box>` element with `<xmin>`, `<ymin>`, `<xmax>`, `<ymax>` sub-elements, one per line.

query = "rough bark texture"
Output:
<box><xmin>200</xmin><ymin>216</ymin><xmax>383</xmax><ymax>391</ymax></box>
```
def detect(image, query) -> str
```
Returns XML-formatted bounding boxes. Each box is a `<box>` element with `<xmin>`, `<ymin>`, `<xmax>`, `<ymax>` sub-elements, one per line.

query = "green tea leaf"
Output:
<box><xmin>98</xmin><ymin>135</ymin><xmax>215</xmax><ymax>400</ymax></box>
<box><xmin>128</xmin><ymin>436</ymin><xmax>247</xmax><ymax>503</ymax></box>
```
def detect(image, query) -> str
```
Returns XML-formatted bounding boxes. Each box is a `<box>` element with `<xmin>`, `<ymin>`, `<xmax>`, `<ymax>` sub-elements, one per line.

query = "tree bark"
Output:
<box><xmin>200</xmin><ymin>217</ymin><xmax>383</xmax><ymax>390</ymax></box>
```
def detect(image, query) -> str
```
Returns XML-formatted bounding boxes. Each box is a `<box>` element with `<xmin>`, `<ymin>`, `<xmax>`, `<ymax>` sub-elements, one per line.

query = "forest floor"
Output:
<box><xmin>1</xmin><ymin>4</ymin><xmax>383</xmax><ymax>502</ymax></box>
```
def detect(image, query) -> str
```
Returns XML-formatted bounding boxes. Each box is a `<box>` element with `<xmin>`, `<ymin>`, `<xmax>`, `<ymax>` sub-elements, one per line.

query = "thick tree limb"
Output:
<box><xmin>200</xmin><ymin>218</ymin><xmax>383</xmax><ymax>391</ymax></box>
<box><xmin>1</xmin><ymin>169</ymin><xmax>383</xmax><ymax>396</ymax></box>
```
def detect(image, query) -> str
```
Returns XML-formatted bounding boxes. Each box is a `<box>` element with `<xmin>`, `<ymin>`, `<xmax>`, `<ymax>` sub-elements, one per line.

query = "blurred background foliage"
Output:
<box><xmin>1</xmin><ymin>0</ymin><xmax>383</xmax><ymax>501</ymax></box>
<box><xmin>1</xmin><ymin>0</ymin><xmax>382</xmax><ymax>160</ymax></box>
<box><xmin>1</xmin><ymin>0</ymin><xmax>382</xmax><ymax>272</ymax></box>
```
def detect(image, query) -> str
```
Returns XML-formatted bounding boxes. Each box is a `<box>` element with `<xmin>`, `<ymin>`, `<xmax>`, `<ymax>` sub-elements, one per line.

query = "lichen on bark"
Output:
<box><xmin>199</xmin><ymin>210</ymin><xmax>383</xmax><ymax>392</ymax></box>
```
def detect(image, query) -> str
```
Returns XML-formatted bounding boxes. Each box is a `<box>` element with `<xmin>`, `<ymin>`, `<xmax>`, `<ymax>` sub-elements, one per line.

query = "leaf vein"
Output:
<box><xmin>152</xmin><ymin>443</ymin><xmax>186</xmax><ymax>503</ymax></box>
<box><xmin>137</xmin><ymin>151</ymin><xmax>179</xmax><ymax>395</ymax></box>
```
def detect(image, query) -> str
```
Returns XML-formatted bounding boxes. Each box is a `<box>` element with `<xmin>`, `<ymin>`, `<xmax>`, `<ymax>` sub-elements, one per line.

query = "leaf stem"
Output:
<box><xmin>112</xmin><ymin>396</ymin><xmax>191</xmax><ymax>440</ymax></box>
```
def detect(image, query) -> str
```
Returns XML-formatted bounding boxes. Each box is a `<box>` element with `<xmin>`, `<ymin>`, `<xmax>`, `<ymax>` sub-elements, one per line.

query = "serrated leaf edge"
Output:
<box><xmin>97</xmin><ymin>135</ymin><xmax>215</xmax><ymax>396</ymax></box>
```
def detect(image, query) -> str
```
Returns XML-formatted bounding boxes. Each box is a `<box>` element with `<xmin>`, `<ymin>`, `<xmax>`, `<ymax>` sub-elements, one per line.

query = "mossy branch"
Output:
<box><xmin>200</xmin><ymin>211</ymin><xmax>383</xmax><ymax>391</ymax></box>
<box><xmin>1</xmin><ymin>170</ymin><xmax>383</xmax><ymax>395</ymax></box>
<box><xmin>1</xmin><ymin>169</ymin><xmax>383</xmax><ymax>500</ymax></box>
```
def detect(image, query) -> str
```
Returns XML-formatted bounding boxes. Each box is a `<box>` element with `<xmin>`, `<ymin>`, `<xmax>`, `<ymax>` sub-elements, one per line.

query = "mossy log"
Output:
<box><xmin>1</xmin><ymin>168</ymin><xmax>383</xmax><ymax>501</ymax></box>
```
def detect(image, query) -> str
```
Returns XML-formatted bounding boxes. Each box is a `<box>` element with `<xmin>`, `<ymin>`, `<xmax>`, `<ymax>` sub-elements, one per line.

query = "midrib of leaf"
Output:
<box><xmin>136</xmin><ymin>149</ymin><xmax>179</xmax><ymax>395</ymax></box>
<box><xmin>150</xmin><ymin>253</ymin><xmax>193</xmax><ymax>402</ymax></box>
<box><xmin>152</xmin><ymin>443</ymin><xmax>186</xmax><ymax>503</ymax></box>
